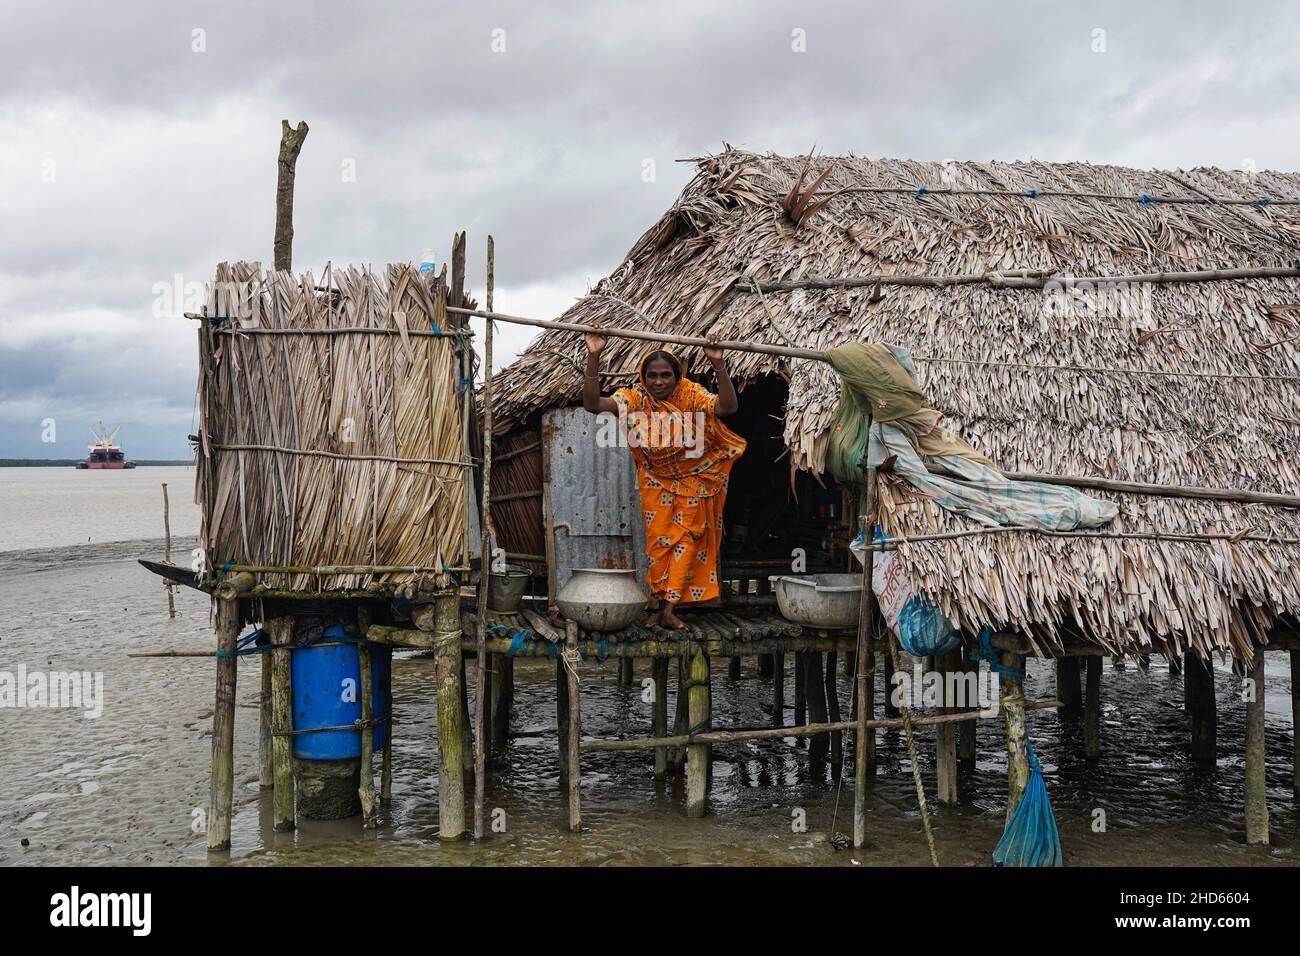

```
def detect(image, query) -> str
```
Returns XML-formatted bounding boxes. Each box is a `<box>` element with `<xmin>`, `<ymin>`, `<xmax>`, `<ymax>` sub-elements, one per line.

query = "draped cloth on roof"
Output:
<box><xmin>612</xmin><ymin>351</ymin><xmax>747</xmax><ymax>604</ymax></box>
<box><xmin>828</xmin><ymin>342</ymin><xmax>1118</xmax><ymax>531</ymax></box>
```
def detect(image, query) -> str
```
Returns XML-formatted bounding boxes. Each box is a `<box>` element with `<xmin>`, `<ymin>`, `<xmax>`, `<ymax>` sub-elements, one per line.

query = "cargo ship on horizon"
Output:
<box><xmin>76</xmin><ymin>422</ymin><xmax>135</xmax><ymax>469</ymax></box>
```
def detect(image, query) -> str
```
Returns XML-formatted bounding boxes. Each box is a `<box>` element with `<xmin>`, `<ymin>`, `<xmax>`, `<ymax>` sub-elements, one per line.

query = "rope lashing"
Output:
<box><xmin>561</xmin><ymin>646</ymin><xmax>582</xmax><ymax>683</ymax></box>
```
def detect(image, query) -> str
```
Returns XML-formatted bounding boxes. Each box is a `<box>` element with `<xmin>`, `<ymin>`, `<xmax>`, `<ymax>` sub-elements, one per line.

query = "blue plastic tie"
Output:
<box><xmin>430</xmin><ymin>323</ymin><xmax>443</xmax><ymax>337</ymax></box>
<box><xmin>1026</xmin><ymin>188</ymin><xmax>1039</xmax><ymax>198</ymax></box>
<box><xmin>594</xmin><ymin>639</ymin><xmax>608</xmax><ymax>663</ymax></box>
<box><xmin>1259</xmin><ymin>197</ymin><xmax>1270</xmax><ymax>206</ymax></box>
<box><xmin>1140</xmin><ymin>193</ymin><xmax>1156</xmax><ymax>206</ymax></box>
<box><xmin>914</xmin><ymin>187</ymin><xmax>929</xmax><ymax>200</ymax></box>
<box><xmin>459</xmin><ymin>376</ymin><xmax>472</xmax><ymax>393</ymax></box>
<box><xmin>971</xmin><ymin>625</ymin><xmax>1025</xmax><ymax>679</ymax></box>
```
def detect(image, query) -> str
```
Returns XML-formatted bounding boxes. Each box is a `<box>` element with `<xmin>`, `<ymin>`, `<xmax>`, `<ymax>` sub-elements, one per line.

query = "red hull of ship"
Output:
<box><xmin>85</xmin><ymin>461</ymin><xmax>127</xmax><ymax>469</ymax></box>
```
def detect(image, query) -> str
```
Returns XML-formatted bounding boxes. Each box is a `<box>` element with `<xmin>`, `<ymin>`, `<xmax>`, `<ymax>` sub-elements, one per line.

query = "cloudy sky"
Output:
<box><xmin>2</xmin><ymin>0</ymin><xmax>1296</xmax><ymax>459</ymax></box>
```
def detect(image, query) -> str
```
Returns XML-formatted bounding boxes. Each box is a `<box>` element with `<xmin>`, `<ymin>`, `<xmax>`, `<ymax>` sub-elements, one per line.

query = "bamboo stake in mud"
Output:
<box><xmin>565</xmin><ymin>621</ymin><xmax>582</xmax><ymax>831</ymax></box>
<box><xmin>161</xmin><ymin>482</ymin><xmax>175</xmax><ymax>618</ymax></box>
<box><xmin>207</xmin><ymin>573</ymin><xmax>252</xmax><ymax>851</ymax></box>
<box><xmin>1244</xmin><ymin>645</ymin><xmax>1269</xmax><ymax>845</ymax></box>
<box><xmin>853</xmin><ymin>464</ymin><xmax>878</xmax><ymax>849</ymax></box>
<box><xmin>268</xmin><ymin>616</ymin><xmax>294</xmax><ymax>832</ymax></box>
<box><xmin>358</xmin><ymin>639</ymin><xmax>377</xmax><ymax>828</ymax></box>
<box><xmin>686</xmin><ymin>641</ymin><xmax>712</xmax><ymax>818</ymax></box>
<box><xmin>431</xmin><ymin>591</ymin><xmax>465</xmax><ymax>840</ymax></box>
<box><xmin>473</xmin><ymin>236</ymin><xmax>495</xmax><ymax>840</ymax></box>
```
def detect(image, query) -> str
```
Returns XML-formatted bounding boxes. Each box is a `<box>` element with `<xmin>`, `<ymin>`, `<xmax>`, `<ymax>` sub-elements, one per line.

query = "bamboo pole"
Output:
<box><xmin>268</xmin><ymin>616</ymin><xmax>294</xmax><ymax>832</ymax></box>
<box><xmin>686</xmin><ymin>641</ymin><xmax>711</xmax><ymax>818</ymax></box>
<box><xmin>935</xmin><ymin>650</ymin><xmax>958</xmax><ymax>806</ymax></box>
<box><xmin>825</xmin><ymin>648</ymin><xmax>842</xmax><ymax>773</ymax></box>
<box><xmin>1244</xmin><ymin>646</ymin><xmax>1269</xmax><ymax>845</ymax></box>
<box><xmin>853</xmin><ymin>465</ymin><xmax>878</xmax><ymax>848</ymax></box>
<box><xmin>358</xmin><ymin>639</ymin><xmax>377</xmax><ymax>828</ymax></box>
<box><xmin>431</xmin><ymin>591</ymin><xmax>465</xmax><ymax>841</ymax></box>
<box><xmin>556</xmin><ymin>648</ymin><xmax>571</xmax><ymax>785</ymax></box>
<box><xmin>473</xmin><ymin>236</ymin><xmax>494</xmax><ymax>841</ymax></box>
<box><xmin>565</xmin><ymin>621</ymin><xmax>581</xmax><ymax>832</ymax></box>
<box><xmin>161</xmin><ymin>482</ymin><xmax>175</xmax><ymax>618</ymax></box>
<box><xmin>207</xmin><ymin>574</ymin><xmax>251</xmax><ymax>851</ymax></box>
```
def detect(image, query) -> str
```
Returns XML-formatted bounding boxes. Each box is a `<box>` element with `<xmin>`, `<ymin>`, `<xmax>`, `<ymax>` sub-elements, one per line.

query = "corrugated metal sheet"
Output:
<box><xmin>543</xmin><ymin>407</ymin><xmax>647</xmax><ymax>592</ymax></box>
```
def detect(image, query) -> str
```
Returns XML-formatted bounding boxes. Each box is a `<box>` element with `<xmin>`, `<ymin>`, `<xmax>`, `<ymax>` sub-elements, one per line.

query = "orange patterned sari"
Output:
<box><xmin>612</xmin><ymin>352</ymin><xmax>747</xmax><ymax>604</ymax></box>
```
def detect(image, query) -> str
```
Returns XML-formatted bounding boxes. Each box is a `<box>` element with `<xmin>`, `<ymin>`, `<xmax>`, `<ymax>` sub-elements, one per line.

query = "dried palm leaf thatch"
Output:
<box><xmin>197</xmin><ymin>261</ymin><xmax>469</xmax><ymax>593</ymax></box>
<box><xmin>490</xmin><ymin>149</ymin><xmax>1300</xmax><ymax>664</ymax></box>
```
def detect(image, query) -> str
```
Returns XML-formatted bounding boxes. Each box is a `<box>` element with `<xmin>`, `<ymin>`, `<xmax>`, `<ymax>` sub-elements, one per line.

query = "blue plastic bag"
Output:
<box><xmin>896</xmin><ymin>594</ymin><xmax>962</xmax><ymax>658</ymax></box>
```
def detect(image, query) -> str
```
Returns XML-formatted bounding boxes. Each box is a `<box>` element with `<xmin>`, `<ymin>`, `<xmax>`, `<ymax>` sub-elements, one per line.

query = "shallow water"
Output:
<box><xmin>1</xmin><ymin>538</ymin><xmax>1296</xmax><ymax>867</ymax></box>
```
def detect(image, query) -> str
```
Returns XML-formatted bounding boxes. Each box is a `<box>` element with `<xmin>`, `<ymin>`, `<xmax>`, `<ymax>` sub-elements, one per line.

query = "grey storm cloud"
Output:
<box><xmin>1</xmin><ymin>0</ymin><xmax>1297</xmax><ymax>458</ymax></box>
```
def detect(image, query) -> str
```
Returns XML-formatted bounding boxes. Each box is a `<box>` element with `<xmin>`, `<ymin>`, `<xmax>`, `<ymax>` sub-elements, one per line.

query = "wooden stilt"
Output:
<box><xmin>805</xmin><ymin>651</ymin><xmax>829</xmax><ymax>760</ymax></box>
<box><xmin>1244</xmin><ymin>645</ymin><xmax>1268</xmax><ymax>845</ymax></box>
<box><xmin>565</xmin><ymin>621</ymin><xmax>581</xmax><ymax>832</ymax></box>
<box><xmin>771</xmin><ymin>652</ymin><xmax>785</xmax><ymax>727</ymax></box>
<box><xmin>1186</xmin><ymin>652</ymin><xmax>1217</xmax><ymax>763</ymax></box>
<box><xmin>259</xmin><ymin>652</ymin><xmax>273</xmax><ymax>789</ymax></box>
<box><xmin>671</xmin><ymin>653</ymin><xmax>689</xmax><ymax>772</ymax></box>
<box><xmin>380</xmin><ymin>644</ymin><xmax>393</xmax><ymax>807</ymax></box>
<box><xmin>757</xmin><ymin>654</ymin><xmax>774</xmax><ymax>679</ymax></box>
<box><xmin>853</xmin><ymin>466</ymin><xmax>878</xmax><ymax>849</ymax></box>
<box><xmin>1056</xmin><ymin>657</ymin><xmax>1081</xmax><ymax>711</ymax></box>
<box><xmin>483</xmin><ymin>651</ymin><xmax>496</xmax><ymax>756</ymax></box>
<box><xmin>207</xmin><ymin>574</ymin><xmax>252</xmax><ymax>851</ymax></box>
<box><xmin>358</xmin><ymin>640</ymin><xmax>377</xmax><ymax>828</ymax></box>
<box><xmin>825</xmin><ymin>648</ymin><xmax>842</xmax><ymax>773</ymax></box>
<box><xmin>268</xmin><ymin>615</ymin><xmax>295</xmax><ymax>832</ymax></box>
<box><xmin>653</xmin><ymin>656</ymin><xmax>669</xmax><ymax>780</ymax></box>
<box><xmin>686</xmin><ymin>641</ymin><xmax>711</xmax><ymax>818</ymax></box>
<box><xmin>936</xmin><ymin>649</ymin><xmax>958</xmax><ymax>806</ymax></box>
<box><xmin>556</xmin><ymin>651</ymin><xmax>570</xmax><ymax>785</ymax></box>
<box><xmin>957</xmin><ymin>644</ymin><xmax>977</xmax><ymax>766</ymax></box>
<box><xmin>793</xmin><ymin>651</ymin><xmax>807</xmax><ymax>726</ymax></box>
<box><xmin>1084</xmin><ymin>654</ymin><xmax>1101</xmax><ymax>760</ymax></box>
<box><xmin>493</xmin><ymin>653</ymin><xmax>511</xmax><ymax>753</ymax></box>
<box><xmin>473</xmin><ymin>235</ymin><xmax>494</xmax><ymax>841</ymax></box>
<box><xmin>1292</xmin><ymin>650</ymin><xmax>1300</xmax><ymax>799</ymax></box>
<box><xmin>882</xmin><ymin>646</ymin><xmax>899</xmax><ymax>718</ymax></box>
<box><xmin>431</xmin><ymin>591</ymin><xmax>465</xmax><ymax>841</ymax></box>
<box><xmin>1000</xmin><ymin>645</ymin><xmax>1029</xmax><ymax>823</ymax></box>
<box><xmin>459</xmin><ymin>656</ymin><xmax>473</xmax><ymax>773</ymax></box>
<box><xmin>619</xmin><ymin>656</ymin><xmax>634</xmax><ymax>687</ymax></box>
<box><xmin>728</xmin><ymin>656</ymin><xmax>742</xmax><ymax>680</ymax></box>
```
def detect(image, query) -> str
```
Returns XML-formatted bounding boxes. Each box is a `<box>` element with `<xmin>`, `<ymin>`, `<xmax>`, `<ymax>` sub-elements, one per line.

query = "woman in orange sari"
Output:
<box><xmin>583</xmin><ymin>332</ymin><xmax>746</xmax><ymax>629</ymax></box>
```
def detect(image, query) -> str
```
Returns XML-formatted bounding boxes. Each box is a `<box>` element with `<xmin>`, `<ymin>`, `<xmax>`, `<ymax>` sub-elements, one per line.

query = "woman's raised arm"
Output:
<box><xmin>582</xmin><ymin>331</ymin><xmax>619</xmax><ymax>414</ymax></box>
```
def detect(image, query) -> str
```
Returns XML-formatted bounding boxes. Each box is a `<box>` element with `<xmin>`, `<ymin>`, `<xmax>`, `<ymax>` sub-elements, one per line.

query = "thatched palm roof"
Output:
<box><xmin>491</xmin><ymin>149</ymin><xmax>1300</xmax><ymax>664</ymax></box>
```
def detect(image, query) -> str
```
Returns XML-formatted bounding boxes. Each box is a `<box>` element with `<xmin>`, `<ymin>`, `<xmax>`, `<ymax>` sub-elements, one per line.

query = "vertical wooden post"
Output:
<box><xmin>492</xmin><ymin>653</ymin><xmax>511</xmax><ymax>752</ymax></box>
<box><xmin>473</xmin><ymin>236</ymin><xmax>495</xmax><ymax>841</ymax></box>
<box><xmin>1292</xmin><ymin>650</ymin><xmax>1300</xmax><ymax>799</ymax></box>
<box><xmin>432</xmin><ymin>591</ymin><xmax>465</xmax><ymax>841</ymax></box>
<box><xmin>208</xmin><ymin>601</ymin><xmax>238</xmax><ymax>850</ymax></box>
<box><xmin>1244</xmin><ymin>645</ymin><xmax>1268</xmax><ymax>845</ymax></box>
<box><xmin>459</xmin><ymin>656</ymin><xmax>473</xmax><ymax>772</ymax></box>
<box><xmin>619</xmin><ymin>657</ymin><xmax>634</xmax><ymax>687</ymax></box>
<box><xmin>805</xmin><ymin>651</ymin><xmax>829</xmax><ymax>760</ymax></box>
<box><xmin>269</xmin><ymin>615</ymin><xmax>295</xmax><ymax>832</ymax></box>
<box><xmin>161</xmin><ymin>482</ymin><xmax>176</xmax><ymax>619</ymax></box>
<box><xmin>826</xmin><ymin>648</ymin><xmax>842</xmax><ymax>774</ymax></box>
<box><xmin>1186</xmin><ymin>652</ymin><xmax>1217</xmax><ymax>763</ymax></box>
<box><xmin>728</xmin><ymin>656</ymin><xmax>742</xmax><ymax>680</ymax></box>
<box><xmin>357</xmin><ymin>640</ymin><xmax>377</xmax><ymax>828</ymax></box>
<box><xmin>1056</xmin><ymin>657</ymin><xmax>1081</xmax><ymax>711</ymax></box>
<box><xmin>259</xmin><ymin>648</ymin><xmax>273</xmax><ymax>789</ymax></box>
<box><xmin>936</xmin><ymin>649</ymin><xmax>958</xmax><ymax>805</ymax></box>
<box><xmin>273</xmin><ymin>120</ymin><xmax>309</xmax><ymax>272</ymax></box>
<box><xmin>853</xmin><ymin>467</ymin><xmax>878</xmax><ymax>849</ymax></box>
<box><xmin>771</xmin><ymin>652</ymin><xmax>785</xmax><ymax>727</ymax></box>
<box><xmin>380</xmin><ymin>643</ymin><xmax>393</xmax><ymax>807</ymax></box>
<box><xmin>653</xmin><ymin>656</ymin><xmax>669</xmax><ymax>780</ymax></box>
<box><xmin>671</xmin><ymin>653</ymin><xmax>689</xmax><ymax>772</ymax></box>
<box><xmin>1084</xmin><ymin>654</ymin><xmax>1102</xmax><ymax>760</ymax></box>
<box><xmin>957</xmin><ymin>643</ymin><xmax>977</xmax><ymax>766</ymax></box>
<box><xmin>758</xmin><ymin>654</ymin><xmax>774</xmax><ymax>679</ymax></box>
<box><xmin>793</xmin><ymin>651</ymin><xmax>807</xmax><ymax>726</ymax></box>
<box><xmin>556</xmin><ymin>651</ymin><xmax>570</xmax><ymax>785</ymax></box>
<box><xmin>686</xmin><ymin>641</ymin><xmax>711</xmax><ymax>818</ymax></box>
<box><xmin>564</xmin><ymin>621</ymin><xmax>581</xmax><ymax>832</ymax></box>
<box><xmin>882</xmin><ymin>644</ymin><xmax>899</xmax><ymax>718</ymax></box>
<box><xmin>481</xmin><ymin>652</ymin><xmax>495</xmax><ymax>757</ymax></box>
<box><xmin>1000</xmin><ymin>646</ymin><xmax>1029</xmax><ymax>823</ymax></box>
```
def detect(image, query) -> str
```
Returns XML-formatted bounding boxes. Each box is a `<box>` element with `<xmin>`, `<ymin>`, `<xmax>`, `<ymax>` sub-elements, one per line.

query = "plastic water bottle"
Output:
<box><xmin>418</xmin><ymin>248</ymin><xmax>437</xmax><ymax>275</ymax></box>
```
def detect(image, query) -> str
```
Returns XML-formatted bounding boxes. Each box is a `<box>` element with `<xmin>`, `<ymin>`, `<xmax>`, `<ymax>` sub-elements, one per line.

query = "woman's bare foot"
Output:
<box><xmin>645</xmin><ymin>609</ymin><xmax>663</xmax><ymax>627</ymax></box>
<box><xmin>660</xmin><ymin>606</ymin><xmax>688</xmax><ymax>630</ymax></box>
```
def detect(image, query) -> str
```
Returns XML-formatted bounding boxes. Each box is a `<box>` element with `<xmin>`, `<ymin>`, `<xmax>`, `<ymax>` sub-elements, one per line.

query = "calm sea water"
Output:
<box><xmin>0</xmin><ymin>470</ymin><xmax>1295</xmax><ymax>867</ymax></box>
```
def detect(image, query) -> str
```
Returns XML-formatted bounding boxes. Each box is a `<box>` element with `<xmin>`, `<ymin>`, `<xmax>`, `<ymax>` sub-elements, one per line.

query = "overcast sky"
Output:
<box><xmin>2</xmin><ymin>0</ymin><xmax>1296</xmax><ymax>459</ymax></box>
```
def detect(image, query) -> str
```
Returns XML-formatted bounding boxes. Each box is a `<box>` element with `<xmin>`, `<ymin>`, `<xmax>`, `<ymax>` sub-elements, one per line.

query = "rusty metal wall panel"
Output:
<box><xmin>543</xmin><ymin>407</ymin><xmax>647</xmax><ymax>593</ymax></box>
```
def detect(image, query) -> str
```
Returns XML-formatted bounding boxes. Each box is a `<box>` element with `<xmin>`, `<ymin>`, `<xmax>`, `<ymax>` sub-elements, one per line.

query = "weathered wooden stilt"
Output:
<box><xmin>565</xmin><ymin>621</ymin><xmax>581</xmax><ymax>832</ymax></box>
<box><xmin>957</xmin><ymin>644</ymin><xmax>977</xmax><ymax>766</ymax></box>
<box><xmin>826</xmin><ymin>648</ymin><xmax>842</xmax><ymax>773</ymax></box>
<box><xmin>207</xmin><ymin>573</ymin><xmax>252</xmax><ymax>851</ymax></box>
<box><xmin>1186</xmin><ymin>652</ymin><xmax>1217</xmax><ymax>763</ymax></box>
<box><xmin>771</xmin><ymin>652</ymin><xmax>785</xmax><ymax>727</ymax></box>
<box><xmin>686</xmin><ymin>641</ymin><xmax>711</xmax><ymax>818</ymax></box>
<box><xmin>757</xmin><ymin>654</ymin><xmax>774</xmax><ymax>679</ymax></box>
<box><xmin>259</xmin><ymin>652</ymin><xmax>273</xmax><ymax>789</ymax></box>
<box><xmin>1292</xmin><ymin>650</ymin><xmax>1300</xmax><ymax>799</ymax></box>
<box><xmin>805</xmin><ymin>651</ymin><xmax>829</xmax><ymax>760</ymax></box>
<box><xmin>556</xmin><ymin>651</ymin><xmax>570</xmax><ymax>785</ymax></box>
<box><xmin>1000</xmin><ymin>645</ymin><xmax>1029</xmax><ymax>823</ymax></box>
<box><xmin>483</xmin><ymin>652</ymin><xmax>497</xmax><ymax>758</ymax></box>
<box><xmin>653</xmin><ymin>656</ymin><xmax>669</xmax><ymax>780</ymax></box>
<box><xmin>269</xmin><ymin>615</ymin><xmax>295</xmax><ymax>832</ymax></box>
<box><xmin>431</xmin><ymin>592</ymin><xmax>465</xmax><ymax>841</ymax></box>
<box><xmin>793</xmin><ymin>651</ymin><xmax>807</xmax><ymax>726</ymax></box>
<box><xmin>853</xmin><ymin>465</ymin><xmax>878</xmax><ymax>850</ymax></box>
<box><xmin>882</xmin><ymin>646</ymin><xmax>899</xmax><ymax>718</ymax></box>
<box><xmin>728</xmin><ymin>656</ymin><xmax>742</xmax><ymax>680</ymax></box>
<box><xmin>1084</xmin><ymin>654</ymin><xmax>1101</xmax><ymax>760</ymax></box>
<box><xmin>619</xmin><ymin>656</ymin><xmax>634</xmax><ymax>687</ymax></box>
<box><xmin>671</xmin><ymin>652</ymin><xmax>689</xmax><ymax>772</ymax></box>
<box><xmin>1244</xmin><ymin>645</ymin><xmax>1268</xmax><ymax>845</ymax></box>
<box><xmin>936</xmin><ymin>649</ymin><xmax>958</xmax><ymax>806</ymax></box>
<box><xmin>1056</xmin><ymin>656</ymin><xmax>1081</xmax><ymax>711</ymax></box>
<box><xmin>380</xmin><ymin>644</ymin><xmax>393</xmax><ymax>807</ymax></box>
<box><xmin>357</xmin><ymin>640</ymin><xmax>377</xmax><ymax>828</ymax></box>
<box><xmin>493</xmin><ymin>653</ymin><xmax>511</xmax><ymax>753</ymax></box>
<box><xmin>459</xmin><ymin>656</ymin><xmax>474</xmax><ymax>773</ymax></box>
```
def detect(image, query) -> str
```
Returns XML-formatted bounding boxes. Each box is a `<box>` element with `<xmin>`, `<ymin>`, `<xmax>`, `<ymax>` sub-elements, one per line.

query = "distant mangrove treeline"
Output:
<box><xmin>0</xmin><ymin>459</ymin><xmax>193</xmax><ymax>467</ymax></box>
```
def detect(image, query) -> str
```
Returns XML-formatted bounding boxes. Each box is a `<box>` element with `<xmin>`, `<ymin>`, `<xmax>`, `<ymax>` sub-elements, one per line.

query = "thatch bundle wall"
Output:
<box><xmin>197</xmin><ymin>261</ymin><xmax>469</xmax><ymax>592</ymax></box>
<box><xmin>491</xmin><ymin>150</ymin><xmax>1300</xmax><ymax>663</ymax></box>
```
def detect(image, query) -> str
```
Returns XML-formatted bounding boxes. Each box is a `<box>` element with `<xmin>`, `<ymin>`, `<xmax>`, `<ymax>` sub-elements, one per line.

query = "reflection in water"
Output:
<box><xmin>1</xmin><ymin>544</ymin><xmax>1296</xmax><ymax>867</ymax></box>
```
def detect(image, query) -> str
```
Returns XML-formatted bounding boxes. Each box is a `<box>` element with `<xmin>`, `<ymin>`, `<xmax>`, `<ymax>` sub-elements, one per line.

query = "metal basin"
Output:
<box><xmin>556</xmin><ymin>568</ymin><xmax>649</xmax><ymax>632</ymax></box>
<box><xmin>769</xmin><ymin>573</ymin><xmax>861</xmax><ymax>629</ymax></box>
<box><xmin>488</xmin><ymin>564</ymin><xmax>530</xmax><ymax>613</ymax></box>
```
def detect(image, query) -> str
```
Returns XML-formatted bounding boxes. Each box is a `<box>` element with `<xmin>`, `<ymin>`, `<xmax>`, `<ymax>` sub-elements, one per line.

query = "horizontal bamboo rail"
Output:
<box><xmin>582</xmin><ymin>698</ymin><xmax>1059</xmax><ymax>751</ymax></box>
<box><xmin>1000</xmin><ymin>469</ymin><xmax>1300</xmax><ymax>509</ymax></box>
<box><xmin>212</xmin><ymin>442</ymin><xmax>473</xmax><ymax>468</ymax></box>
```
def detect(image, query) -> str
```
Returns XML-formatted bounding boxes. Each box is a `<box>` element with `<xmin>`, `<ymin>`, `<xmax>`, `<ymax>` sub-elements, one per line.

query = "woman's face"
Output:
<box><xmin>643</xmin><ymin>357</ymin><xmax>678</xmax><ymax>400</ymax></box>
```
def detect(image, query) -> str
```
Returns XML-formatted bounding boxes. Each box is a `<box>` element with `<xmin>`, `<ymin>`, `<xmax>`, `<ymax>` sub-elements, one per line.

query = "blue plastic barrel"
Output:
<box><xmin>291</xmin><ymin>626</ymin><xmax>390</xmax><ymax>760</ymax></box>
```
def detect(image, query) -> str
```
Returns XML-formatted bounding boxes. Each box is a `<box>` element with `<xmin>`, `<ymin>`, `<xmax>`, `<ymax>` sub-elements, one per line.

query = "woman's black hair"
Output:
<box><xmin>642</xmin><ymin>350</ymin><xmax>682</xmax><ymax>379</ymax></box>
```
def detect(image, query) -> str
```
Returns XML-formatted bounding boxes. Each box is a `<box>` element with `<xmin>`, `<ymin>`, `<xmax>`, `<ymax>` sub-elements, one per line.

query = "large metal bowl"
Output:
<box><xmin>769</xmin><ymin>573</ymin><xmax>861</xmax><ymax>629</ymax></box>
